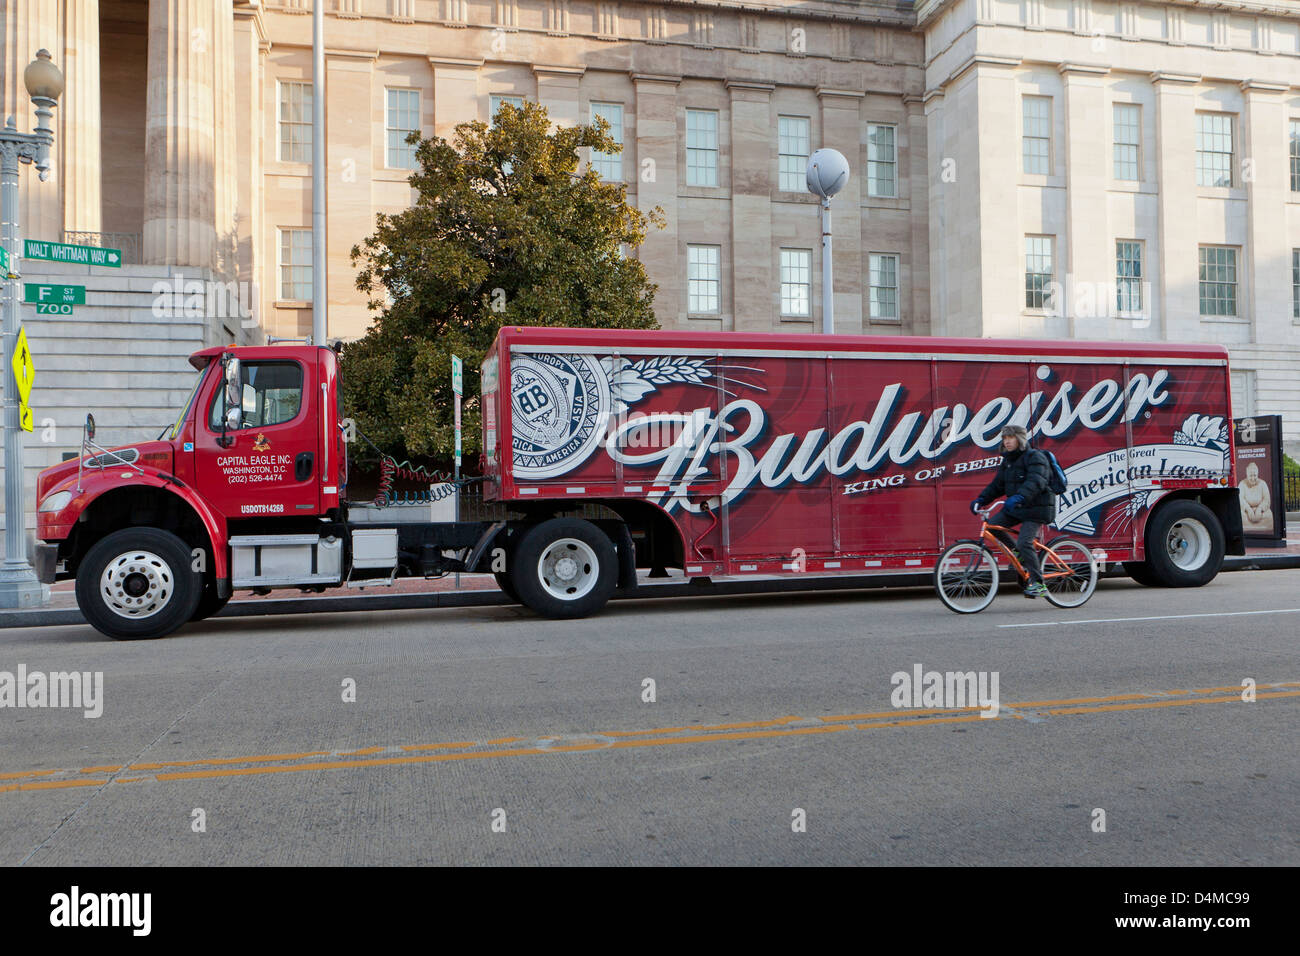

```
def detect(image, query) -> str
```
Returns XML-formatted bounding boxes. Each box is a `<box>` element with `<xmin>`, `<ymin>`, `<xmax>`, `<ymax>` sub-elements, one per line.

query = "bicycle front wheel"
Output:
<box><xmin>935</xmin><ymin>542</ymin><xmax>1000</xmax><ymax>614</ymax></box>
<box><xmin>1040</xmin><ymin>537</ymin><xmax>1099</xmax><ymax>608</ymax></box>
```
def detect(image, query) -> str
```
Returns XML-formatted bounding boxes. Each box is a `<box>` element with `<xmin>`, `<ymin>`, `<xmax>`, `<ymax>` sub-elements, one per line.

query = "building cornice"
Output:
<box><xmin>428</xmin><ymin>56</ymin><xmax>486</xmax><ymax>70</ymax></box>
<box><xmin>916</xmin><ymin>0</ymin><xmax>1300</xmax><ymax>28</ymax></box>
<box><xmin>1239</xmin><ymin>78</ymin><xmax>1291</xmax><ymax>92</ymax></box>
<box><xmin>1058</xmin><ymin>62</ymin><xmax>1111</xmax><ymax>76</ymax></box>
<box><xmin>630</xmin><ymin>72</ymin><xmax>683</xmax><ymax>85</ymax></box>
<box><xmin>1150</xmin><ymin>70</ymin><xmax>1202</xmax><ymax>84</ymax></box>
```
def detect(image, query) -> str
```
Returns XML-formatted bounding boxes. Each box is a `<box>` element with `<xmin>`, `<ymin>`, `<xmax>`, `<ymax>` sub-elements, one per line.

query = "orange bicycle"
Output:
<box><xmin>934</xmin><ymin>508</ymin><xmax>1098</xmax><ymax>613</ymax></box>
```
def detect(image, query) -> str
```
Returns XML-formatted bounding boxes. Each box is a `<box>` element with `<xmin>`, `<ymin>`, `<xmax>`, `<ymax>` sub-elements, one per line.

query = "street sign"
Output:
<box><xmin>0</xmin><ymin>244</ymin><xmax>9</xmax><ymax>275</ymax></box>
<box><xmin>24</xmin><ymin>239</ymin><xmax>121</xmax><ymax>268</ymax></box>
<box><xmin>18</xmin><ymin>402</ymin><xmax>33</xmax><ymax>433</ymax></box>
<box><xmin>11</xmin><ymin>326</ymin><xmax>35</xmax><ymax>405</ymax></box>
<box><xmin>24</xmin><ymin>283</ymin><xmax>85</xmax><ymax>306</ymax></box>
<box><xmin>451</xmin><ymin>354</ymin><xmax>463</xmax><ymax>397</ymax></box>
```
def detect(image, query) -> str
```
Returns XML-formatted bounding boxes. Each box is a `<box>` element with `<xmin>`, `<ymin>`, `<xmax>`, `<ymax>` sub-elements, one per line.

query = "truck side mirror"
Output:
<box><xmin>218</xmin><ymin>354</ymin><xmax>242</xmax><ymax>445</ymax></box>
<box><xmin>225</xmin><ymin>406</ymin><xmax>242</xmax><ymax>431</ymax></box>
<box><xmin>85</xmin><ymin>413</ymin><xmax>95</xmax><ymax>441</ymax></box>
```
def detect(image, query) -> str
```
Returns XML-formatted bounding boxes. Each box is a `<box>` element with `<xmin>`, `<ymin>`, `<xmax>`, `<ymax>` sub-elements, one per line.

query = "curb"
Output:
<box><xmin>3</xmin><ymin>554</ymin><xmax>1298</xmax><ymax>631</ymax></box>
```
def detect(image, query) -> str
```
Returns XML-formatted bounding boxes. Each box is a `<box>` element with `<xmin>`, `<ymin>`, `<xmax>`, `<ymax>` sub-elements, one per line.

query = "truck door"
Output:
<box><xmin>194</xmin><ymin>358</ymin><xmax>321</xmax><ymax>519</ymax></box>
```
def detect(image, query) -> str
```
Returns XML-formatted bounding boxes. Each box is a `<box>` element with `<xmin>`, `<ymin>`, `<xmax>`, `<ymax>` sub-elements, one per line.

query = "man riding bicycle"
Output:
<box><xmin>970</xmin><ymin>424</ymin><xmax>1057</xmax><ymax>598</ymax></box>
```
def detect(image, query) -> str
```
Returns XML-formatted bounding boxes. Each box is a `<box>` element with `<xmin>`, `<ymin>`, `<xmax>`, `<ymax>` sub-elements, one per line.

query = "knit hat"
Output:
<box><xmin>1000</xmin><ymin>424</ymin><xmax>1029</xmax><ymax>449</ymax></box>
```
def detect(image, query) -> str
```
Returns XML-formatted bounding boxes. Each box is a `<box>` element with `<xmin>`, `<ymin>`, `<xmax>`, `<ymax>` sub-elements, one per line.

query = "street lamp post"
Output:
<box><xmin>805</xmin><ymin>148</ymin><xmax>850</xmax><ymax>336</ymax></box>
<box><xmin>1</xmin><ymin>49</ymin><xmax>64</xmax><ymax>610</ymax></box>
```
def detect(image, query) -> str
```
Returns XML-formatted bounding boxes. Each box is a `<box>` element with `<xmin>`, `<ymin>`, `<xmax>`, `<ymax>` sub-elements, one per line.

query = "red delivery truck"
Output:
<box><xmin>35</xmin><ymin>327</ymin><xmax>1242</xmax><ymax>640</ymax></box>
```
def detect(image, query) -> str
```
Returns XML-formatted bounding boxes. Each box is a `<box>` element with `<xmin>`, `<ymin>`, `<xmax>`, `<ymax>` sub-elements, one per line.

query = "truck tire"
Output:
<box><xmin>1122</xmin><ymin>561</ymin><xmax>1163</xmax><ymax>587</ymax></box>
<box><xmin>191</xmin><ymin>586</ymin><xmax>231</xmax><ymax>622</ymax></box>
<box><xmin>494</xmin><ymin>572</ymin><xmax>521</xmax><ymax>604</ymax></box>
<box><xmin>75</xmin><ymin>527</ymin><xmax>203</xmax><ymax>640</ymax></box>
<box><xmin>1142</xmin><ymin>500</ymin><xmax>1225</xmax><ymax>588</ymax></box>
<box><xmin>511</xmin><ymin>518</ymin><xmax>617</xmax><ymax>619</ymax></box>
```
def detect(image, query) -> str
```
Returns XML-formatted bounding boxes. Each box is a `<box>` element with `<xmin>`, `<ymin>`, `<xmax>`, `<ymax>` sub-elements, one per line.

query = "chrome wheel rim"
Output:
<box><xmin>936</xmin><ymin>544</ymin><xmax>998</xmax><ymax>613</ymax></box>
<box><xmin>100</xmin><ymin>549</ymin><xmax>175</xmax><ymax>620</ymax></box>
<box><xmin>1166</xmin><ymin>518</ymin><xmax>1211</xmax><ymax>571</ymax></box>
<box><xmin>1041</xmin><ymin>540</ymin><xmax>1098</xmax><ymax>607</ymax></box>
<box><xmin>537</xmin><ymin>538</ymin><xmax>599</xmax><ymax>601</ymax></box>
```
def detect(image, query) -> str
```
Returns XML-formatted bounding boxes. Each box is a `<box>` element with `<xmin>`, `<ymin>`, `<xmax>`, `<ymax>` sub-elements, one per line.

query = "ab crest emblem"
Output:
<box><xmin>511</xmin><ymin>353</ymin><xmax>610</xmax><ymax>479</ymax></box>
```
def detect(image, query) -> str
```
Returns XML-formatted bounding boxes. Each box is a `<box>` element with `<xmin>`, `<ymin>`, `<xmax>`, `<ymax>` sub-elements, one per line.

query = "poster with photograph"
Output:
<box><xmin>1233</xmin><ymin>416</ymin><xmax>1286</xmax><ymax>545</ymax></box>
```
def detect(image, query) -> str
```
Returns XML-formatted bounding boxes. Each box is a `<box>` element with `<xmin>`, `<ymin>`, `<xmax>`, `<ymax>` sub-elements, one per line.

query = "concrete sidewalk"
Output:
<box><xmin>3</xmin><ymin>541</ymin><xmax>1298</xmax><ymax>631</ymax></box>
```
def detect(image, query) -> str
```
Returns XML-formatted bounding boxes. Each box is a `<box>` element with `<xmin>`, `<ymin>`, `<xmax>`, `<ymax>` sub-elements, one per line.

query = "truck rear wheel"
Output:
<box><xmin>1142</xmin><ymin>500</ymin><xmax>1225</xmax><ymax>588</ymax></box>
<box><xmin>75</xmin><ymin>527</ymin><xmax>202</xmax><ymax>640</ymax></box>
<box><xmin>511</xmin><ymin>518</ymin><xmax>617</xmax><ymax>619</ymax></box>
<box><xmin>1122</xmin><ymin>561</ymin><xmax>1163</xmax><ymax>587</ymax></box>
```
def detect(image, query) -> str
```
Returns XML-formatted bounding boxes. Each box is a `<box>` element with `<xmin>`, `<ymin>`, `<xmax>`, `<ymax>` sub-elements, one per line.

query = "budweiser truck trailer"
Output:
<box><xmin>35</xmin><ymin>327</ymin><xmax>1242</xmax><ymax>640</ymax></box>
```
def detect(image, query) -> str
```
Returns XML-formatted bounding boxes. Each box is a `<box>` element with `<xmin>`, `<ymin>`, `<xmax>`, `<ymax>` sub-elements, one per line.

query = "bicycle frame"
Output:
<box><xmin>976</xmin><ymin>514</ymin><xmax>1079</xmax><ymax>583</ymax></box>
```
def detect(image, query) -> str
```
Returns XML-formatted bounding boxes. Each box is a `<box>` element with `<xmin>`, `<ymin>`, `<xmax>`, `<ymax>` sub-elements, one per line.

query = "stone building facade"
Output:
<box><xmin>920</xmin><ymin>0</ymin><xmax>1300</xmax><ymax>430</ymax></box>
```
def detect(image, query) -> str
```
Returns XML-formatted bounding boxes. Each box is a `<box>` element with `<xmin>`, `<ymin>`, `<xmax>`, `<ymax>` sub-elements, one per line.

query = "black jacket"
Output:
<box><xmin>978</xmin><ymin>446</ymin><xmax>1057</xmax><ymax>524</ymax></box>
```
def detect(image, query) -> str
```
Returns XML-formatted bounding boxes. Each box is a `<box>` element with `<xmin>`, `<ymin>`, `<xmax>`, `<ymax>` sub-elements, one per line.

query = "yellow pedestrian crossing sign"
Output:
<box><xmin>12</xmin><ymin>326</ymin><xmax>35</xmax><ymax>432</ymax></box>
<box><xmin>12</xmin><ymin>326</ymin><xmax>35</xmax><ymax>404</ymax></box>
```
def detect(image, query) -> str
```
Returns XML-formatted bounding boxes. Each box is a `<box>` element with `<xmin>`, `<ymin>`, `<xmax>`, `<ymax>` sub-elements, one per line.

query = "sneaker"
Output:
<box><xmin>1022</xmin><ymin>582</ymin><xmax>1048</xmax><ymax>599</ymax></box>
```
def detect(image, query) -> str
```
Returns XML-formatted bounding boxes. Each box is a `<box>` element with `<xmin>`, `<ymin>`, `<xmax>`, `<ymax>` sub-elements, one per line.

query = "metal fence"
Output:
<box><xmin>1285</xmin><ymin>472</ymin><xmax>1300</xmax><ymax>513</ymax></box>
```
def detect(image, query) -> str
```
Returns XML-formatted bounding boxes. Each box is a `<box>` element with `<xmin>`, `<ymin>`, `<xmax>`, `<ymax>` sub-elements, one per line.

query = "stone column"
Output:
<box><xmin>1240</xmin><ymin>80</ymin><xmax>1291</xmax><ymax>348</ymax></box>
<box><xmin>144</xmin><ymin>0</ymin><xmax>217</xmax><ymax>268</ymax></box>
<box><xmin>631</xmin><ymin>73</ymin><xmax>680</xmax><ymax>328</ymax></box>
<box><xmin>233</xmin><ymin>1</ymin><xmax>266</xmax><ymax>332</ymax></box>
<box><xmin>816</xmin><ymin>87</ymin><xmax>863</xmax><ymax>334</ymax></box>
<box><xmin>326</xmin><ymin>49</ymin><xmax>375</xmax><ymax>342</ymax></box>
<box><xmin>970</xmin><ymin>58</ymin><xmax>1021</xmax><ymax>337</ymax></box>
<box><xmin>1060</xmin><ymin>63</ymin><xmax>1109</xmax><ymax>340</ymax></box>
<box><xmin>1151</xmin><ymin>72</ymin><xmax>1199</xmax><ymax>343</ymax></box>
<box><xmin>2</xmin><ymin>0</ymin><xmax>62</xmax><ymax>241</ymax></box>
<box><xmin>429</xmin><ymin>56</ymin><xmax>482</xmax><ymax>142</ymax></box>
<box><xmin>212</xmin><ymin>0</ymin><xmax>237</xmax><ymax>278</ymax></box>
<box><xmin>535</xmin><ymin>65</ymin><xmax>583</xmax><ymax>130</ymax></box>
<box><xmin>726</xmin><ymin>80</ymin><xmax>773</xmax><ymax>332</ymax></box>
<box><xmin>904</xmin><ymin>94</ymin><xmax>930</xmax><ymax>336</ymax></box>
<box><xmin>60</xmin><ymin>0</ymin><xmax>102</xmax><ymax>235</ymax></box>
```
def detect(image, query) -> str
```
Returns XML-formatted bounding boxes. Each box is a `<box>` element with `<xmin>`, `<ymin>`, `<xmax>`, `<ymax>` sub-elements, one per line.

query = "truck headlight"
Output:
<box><xmin>38</xmin><ymin>490</ymin><xmax>72</xmax><ymax>513</ymax></box>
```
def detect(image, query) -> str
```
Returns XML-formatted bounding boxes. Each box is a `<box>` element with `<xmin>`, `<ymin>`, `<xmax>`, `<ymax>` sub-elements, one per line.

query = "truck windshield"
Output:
<box><xmin>167</xmin><ymin>368</ymin><xmax>206</xmax><ymax>441</ymax></box>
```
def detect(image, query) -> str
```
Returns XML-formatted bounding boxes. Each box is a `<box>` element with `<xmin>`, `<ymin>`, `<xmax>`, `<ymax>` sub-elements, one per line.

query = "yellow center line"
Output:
<box><xmin>3</xmin><ymin>683</ymin><xmax>1295</xmax><ymax>794</ymax></box>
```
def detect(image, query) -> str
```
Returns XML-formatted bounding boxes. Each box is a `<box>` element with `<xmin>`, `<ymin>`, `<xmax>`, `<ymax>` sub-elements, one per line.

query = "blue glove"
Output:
<box><xmin>970</xmin><ymin>499</ymin><xmax>984</xmax><ymax>515</ymax></box>
<box><xmin>1004</xmin><ymin>494</ymin><xmax>1025</xmax><ymax>513</ymax></box>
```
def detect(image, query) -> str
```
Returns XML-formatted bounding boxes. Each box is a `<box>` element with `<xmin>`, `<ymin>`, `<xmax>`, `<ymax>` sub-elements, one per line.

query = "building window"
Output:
<box><xmin>1022</xmin><ymin>96</ymin><xmax>1051</xmax><ymax>175</ymax></box>
<box><xmin>1198</xmin><ymin>245</ymin><xmax>1238</xmax><ymax>317</ymax></box>
<box><xmin>1024</xmin><ymin>236</ymin><xmax>1054</xmax><ymax>310</ymax></box>
<box><xmin>489</xmin><ymin>94</ymin><xmax>524</xmax><ymax>126</ymax></box>
<box><xmin>1290</xmin><ymin>120</ymin><xmax>1300</xmax><ymax>193</ymax></box>
<box><xmin>386</xmin><ymin>88</ymin><xmax>421</xmax><ymax>169</ymax></box>
<box><xmin>278</xmin><ymin>229</ymin><xmax>312</xmax><ymax>301</ymax></box>
<box><xmin>687</xmin><ymin>245</ymin><xmax>720</xmax><ymax>313</ymax></box>
<box><xmin>779</xmin><ymin>249</ymin><xmax>811</xmax><ymax>316</ymax></box>
<box><xmin>1116</xmin><ymin>240</ymin><xmax>1143</xmax><ymax>314</ymax></box>
<box><xmin>590</xmin><ymin>102</ymin><xmax>623</xmax><ymax>180</ymax></box>
<box><xmin>278</xmin><ymin>81</ymin><xmax>312</xmax><ymax>164</ymax></box>
<box><xmin>867</xmin><ymin>124</ymin><xmax>897</xmax><ymax>198</ymax></box>
<box><xmin>1113</xmin><ymin>104</ymin><xmax>1140</xmax><ymax>181</ymax></box>
<box><xmin>1293</xmin><ymin>248</ymin><xmax>1300</xmax><ymax>319</ymax></box>
<box><xmin>778</xmin><ymin>116</ymin><xmax>810</xmax><ymax>192</ymax></box>
<box><xmin>869</xmin><ymin>253</ymin><xmax>900</xmax><ymax>321</ymax></box>
<box><xmin>686</xmin><ymin>109</ymin><xmax>718</xmax><ymax>187</ymax></box>
<box><xmin>1196</xmin><ymin>113</ymin><xmax>1234</xmax><ymax>187</ymax></box>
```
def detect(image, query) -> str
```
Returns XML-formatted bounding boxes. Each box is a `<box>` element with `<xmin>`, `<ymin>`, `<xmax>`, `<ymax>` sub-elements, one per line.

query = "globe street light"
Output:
<box><xmin>1</xmin><ymin>49</ymin><xmax>64</xmax><ymax>610</ymax></box>
<box><xmin>806</xmin><ymin>148</ymin><xmax>850</xmax><ymax>336</ymax></box>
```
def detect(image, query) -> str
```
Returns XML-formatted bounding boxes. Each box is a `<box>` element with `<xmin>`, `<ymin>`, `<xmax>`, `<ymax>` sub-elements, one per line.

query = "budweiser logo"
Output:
<box><xmin>609</xmin><ymin>370</ymin><xmax>1173</xmax><ymax>513</ymax></box>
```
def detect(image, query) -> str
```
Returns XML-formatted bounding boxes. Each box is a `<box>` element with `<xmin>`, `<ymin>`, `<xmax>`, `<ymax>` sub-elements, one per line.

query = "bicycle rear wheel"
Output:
<box><xmin>935</xmin><ymin>542</ymin><xmax>1000</xmax><ymax>614</ymax></box>
<box><xmin>1040</xmin><ymin>537</ymin><xmax>1098</xmax><ymax>608</ymax></box>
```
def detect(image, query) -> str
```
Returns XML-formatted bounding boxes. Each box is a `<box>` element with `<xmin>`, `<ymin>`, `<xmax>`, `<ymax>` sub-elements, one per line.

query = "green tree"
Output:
<box><xmin>343</xmin><ymin>100</ymin><xmax>663</xmax><ymax>466</ymax></box>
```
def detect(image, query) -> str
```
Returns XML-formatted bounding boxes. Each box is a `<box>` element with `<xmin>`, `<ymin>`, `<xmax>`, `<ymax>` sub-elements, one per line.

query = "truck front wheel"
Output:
<box><xmin>512</xmin><ymin>518</ymin><xmax>617</xmax><ymax>619</ymax></box>
<box><xmin>1142</xmin><ymin>500</ymin><xmax>1225</xmax><ymax>588</ymax></box>
<box><xmin>75</xmin><ymin>527</ymin><xmax>202</xmax><ymax>640</ymax></box>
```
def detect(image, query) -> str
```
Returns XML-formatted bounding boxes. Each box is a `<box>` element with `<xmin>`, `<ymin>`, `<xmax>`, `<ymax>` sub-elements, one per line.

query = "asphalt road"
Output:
<box><xmin>1</xmin><ymin>570</ymin><xmax>1297</xmax><ymax>866</ymax></box>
